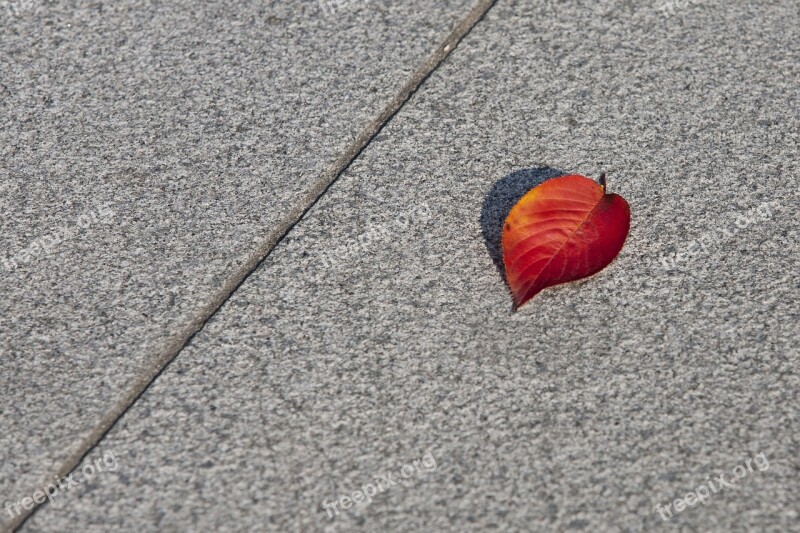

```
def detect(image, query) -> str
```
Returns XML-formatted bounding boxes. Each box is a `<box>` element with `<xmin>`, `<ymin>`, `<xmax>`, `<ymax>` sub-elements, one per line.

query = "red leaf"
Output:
<box><xmin>502</xmin><ymin>174</ymin><xmax>630</xmax><ymax>309</ymax></box>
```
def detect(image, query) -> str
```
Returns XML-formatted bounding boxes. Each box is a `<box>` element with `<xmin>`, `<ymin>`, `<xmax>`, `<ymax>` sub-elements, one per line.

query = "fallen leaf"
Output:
<box><xmin>502</xmin><ymin>174</ymin><xmax>630</xmax><ymax>309</ymax></box>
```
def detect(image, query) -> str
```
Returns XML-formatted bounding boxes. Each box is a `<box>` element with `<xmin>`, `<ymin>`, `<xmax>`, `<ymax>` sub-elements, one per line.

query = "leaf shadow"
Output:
<box><xmin>480</xmin><ymin>166</ymin><xmax>566</xmax><ymax>285</ymax></box>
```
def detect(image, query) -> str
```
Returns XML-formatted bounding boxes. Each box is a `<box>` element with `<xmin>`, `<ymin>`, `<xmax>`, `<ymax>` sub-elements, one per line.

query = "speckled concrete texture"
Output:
<box><xmin>13</xmin><ymin>0</ymin><xmax>800</xmax><ymax>531</ymax></box>
<box><xmin>0</xmin><ymin>0</ymin><xmax>475</xmax><ymax>527</ymax></box>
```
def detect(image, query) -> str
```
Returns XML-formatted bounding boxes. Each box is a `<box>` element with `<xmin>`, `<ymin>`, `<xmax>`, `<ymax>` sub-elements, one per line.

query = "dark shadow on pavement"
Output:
<box><xmin>480</xmin><ymin>166</ymin><xmax>565</xmax><ymax>285</ymax></box>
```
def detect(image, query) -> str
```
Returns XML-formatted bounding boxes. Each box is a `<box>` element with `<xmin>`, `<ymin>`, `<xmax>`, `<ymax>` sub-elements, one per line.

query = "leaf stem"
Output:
<box><xmin>598</xmin><ymin>172</ymin><xmax>607</xmax><ymax>193</ymax></box>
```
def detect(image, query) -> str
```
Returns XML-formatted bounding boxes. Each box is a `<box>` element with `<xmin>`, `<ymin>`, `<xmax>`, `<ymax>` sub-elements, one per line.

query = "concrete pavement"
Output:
<box><xmin>4</xmin><ymin>0</ymin><xmax>799</xmax><ymax>531</ymax></box>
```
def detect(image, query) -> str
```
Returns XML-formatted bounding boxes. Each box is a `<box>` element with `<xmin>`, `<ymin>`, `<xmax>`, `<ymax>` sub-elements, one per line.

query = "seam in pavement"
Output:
<box><xmin>7</xmin><ymin>1</ymin><xmax>498</xmax><ymax>530</ymax></box>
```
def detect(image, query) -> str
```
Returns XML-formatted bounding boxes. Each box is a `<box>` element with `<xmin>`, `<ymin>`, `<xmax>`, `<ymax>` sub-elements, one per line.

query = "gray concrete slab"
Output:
<box><xmin>17</xmin><ymin>0</ymin><xmax>800</xmax><ymax>531</ymax></box>
<box><xmin>0</xmin><ymin>0</ymin><xmax>477</xmax><ymax>528</ymax></box>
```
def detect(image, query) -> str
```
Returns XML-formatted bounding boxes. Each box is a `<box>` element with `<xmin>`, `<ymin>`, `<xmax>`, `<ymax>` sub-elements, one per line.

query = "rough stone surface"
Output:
<box><xmin>0</xmin><ymin>0</ymin><xmax>474</xmax><ymax>525</ymax></box>
<box><xmin>14</xmin><ymin>0</ymin><xmax>800</xmax><ymax>531</ymax></box>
